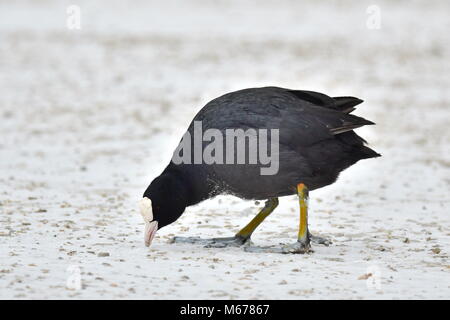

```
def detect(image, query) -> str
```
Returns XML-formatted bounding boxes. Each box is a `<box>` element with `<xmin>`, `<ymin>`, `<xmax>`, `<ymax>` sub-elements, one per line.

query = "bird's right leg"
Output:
<box><xmin>171</xmin><ymin>198</ymin><xmax>279</xmax><ymax>248</ymax></box>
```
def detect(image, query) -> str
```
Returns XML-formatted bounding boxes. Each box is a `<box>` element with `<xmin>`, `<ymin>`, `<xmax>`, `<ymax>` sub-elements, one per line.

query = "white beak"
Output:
<box><xmin>144</xmin><ymin>221</ymin><xmax>158</xmax><ymax>247</ymax></box>
<box><xmin>139</xmin><ymin>197</ymin><xmax>158</xmax><ymax>247</ymax></box>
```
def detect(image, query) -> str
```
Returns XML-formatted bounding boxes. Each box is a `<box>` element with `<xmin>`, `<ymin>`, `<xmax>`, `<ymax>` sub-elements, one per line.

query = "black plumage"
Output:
<box><xmin>142</xmin><ymin>86</ymin><xmax>380</xmax><ymax>243</ymax></box>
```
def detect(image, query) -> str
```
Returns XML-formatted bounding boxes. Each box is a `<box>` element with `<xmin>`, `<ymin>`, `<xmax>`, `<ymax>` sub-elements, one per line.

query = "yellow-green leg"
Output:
<box><xmin>281</xmin><ymin>183</ymin><xmax>311</xmax><ymax>253</ymax></box>
<box><xmin>235</xmin><ymin>198</ymin><xmax>279</xmax><ymax>239</ymax></box>
<box><xmin>246</xmin><ymin>183</ymin><xmax>317</xmax><ymax>254</ymax></box>
<box><xmin>172</xmin><ymin>198</ymin><xmax>279</xmax><ymax>248</ymax></box>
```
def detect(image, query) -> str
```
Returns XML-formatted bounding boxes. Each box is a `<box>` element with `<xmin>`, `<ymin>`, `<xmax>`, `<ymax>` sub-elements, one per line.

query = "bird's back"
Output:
<box><xmin>171</xmin><ymin>87</ymin><xmax>380</xmax><ymax>200</ymax></box>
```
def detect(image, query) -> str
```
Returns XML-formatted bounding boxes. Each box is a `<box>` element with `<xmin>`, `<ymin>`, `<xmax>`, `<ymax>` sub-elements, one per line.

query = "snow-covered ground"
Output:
<box><xmin>0</xmin><ymin>0</ymin><xmax>449</xmax><ymax>299</ymax></box>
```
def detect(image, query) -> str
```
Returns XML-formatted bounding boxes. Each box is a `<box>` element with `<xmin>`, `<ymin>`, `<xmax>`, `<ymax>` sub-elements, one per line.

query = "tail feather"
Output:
<box><xmin>329</xmin><ymin>114</ymin><xmax>375</xmax><ymax>135</ymax></box>
<box><xmin>336</xmin><ymin>130</ymin><xmax>381</xmax><ymax>159</ymax></box>
<box><xmin>336</xmin><ymin>130</ymin><xmax>368</xmax><ymax>145</ymax></box>
<box><xmin>288</xmin><ymin>90</ymin><xmax>334</xmax><ymax>106</ymax></box>
<box><xmin>332</xmin><ymin>96</ymin><xmax>364</xmax><ymax>113</ymax></box>
<box><xmin>358</xmin><ymin>145</ymin><xmax>381</xmax><ymax>159</ymax></box>
<box><xmin>288</xmin><ymin>90</ymin><xmax>364</xmax><ymax>114</ymax></box>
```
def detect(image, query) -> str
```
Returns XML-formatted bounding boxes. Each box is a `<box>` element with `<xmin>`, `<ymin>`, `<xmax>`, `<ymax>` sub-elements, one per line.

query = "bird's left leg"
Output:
<box><xmin>171</xmin><ymin>198</ymin><xmax>279</xmax><ymax>248</ymax></box>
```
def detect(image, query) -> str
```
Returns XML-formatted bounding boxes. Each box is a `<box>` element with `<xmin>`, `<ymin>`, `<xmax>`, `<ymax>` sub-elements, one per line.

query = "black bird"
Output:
<box><xmin>139</xmin><ymin>86</ymin><xmax>380</xmax><ymax>253</ymax></box>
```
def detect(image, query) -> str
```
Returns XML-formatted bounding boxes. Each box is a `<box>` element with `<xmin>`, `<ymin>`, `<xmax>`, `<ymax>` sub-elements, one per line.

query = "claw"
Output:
<box><xmin>245</xmin><ymin>240</ymin><xmax>311</xmax><ymax>254</ymax></box>
<box><xmin>309</xmin><ymin>232</ymin><xmax>332</xmax><ymax>246</ymax></box>
<box><xmin>171</xmin><ymin>235</ymin><xmax>250</xmax><ymax>248</ymax></box>
<box><xmin>281</xmin><ymin>241</ymin><xmax>311</xmax><ymax>254</ymax></box>
<box><xmin>204</xmin><ymin>236</ymin><xmax>249</xmax><ymax>248</ymax></box>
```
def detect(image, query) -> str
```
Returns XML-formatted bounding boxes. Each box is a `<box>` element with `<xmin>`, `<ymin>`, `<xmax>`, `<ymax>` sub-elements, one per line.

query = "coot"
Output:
<box><xmin>139</xmin><ymin>87</ymin><xmax>380</xmax><ymax>253</ymax></box>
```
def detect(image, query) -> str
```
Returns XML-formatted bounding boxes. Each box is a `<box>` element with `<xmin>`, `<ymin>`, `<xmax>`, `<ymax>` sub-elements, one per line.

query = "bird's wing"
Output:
<box><xmin>193</xmin><ymin>87</ymin><xmax>373</xmax><ymax>148</ymax></box>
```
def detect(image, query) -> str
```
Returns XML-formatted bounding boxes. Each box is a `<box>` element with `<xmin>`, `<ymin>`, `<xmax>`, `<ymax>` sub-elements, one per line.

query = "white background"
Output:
<box><xmin>0</xmin><ymin>0</ymin><xmax>449</xmax><ymax>299</ymax></box>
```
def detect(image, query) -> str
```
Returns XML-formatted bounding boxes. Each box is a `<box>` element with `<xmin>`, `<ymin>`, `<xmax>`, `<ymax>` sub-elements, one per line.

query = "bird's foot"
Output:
<box><xmin>281</xmin><ymin>240</ymin><xmax>311</xmax><ymax>254</ymax></box>
<box><xmin>309</xmin><ymin>232</ymin><xmax>332</xmax><ymax>246</ymax></box>
<box><xmin>170</xmin><ymin>235</ymin><xmax>250</xmax><ymax>248</ymax></box>
<box><xmin>204</xmin><ymin>235</ymin><xmax>250</xmax><ymax>248</ymax></box>
<box><xmin>244</xmin><ymin>239</ymin><xmax>311</xmax><ymax>254</ymax></box>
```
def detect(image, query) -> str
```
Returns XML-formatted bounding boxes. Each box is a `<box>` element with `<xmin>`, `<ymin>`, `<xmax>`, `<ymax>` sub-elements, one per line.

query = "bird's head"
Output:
<box><xmin>139</xmin><ymin>173</ymin><xmax>188</xmax><ymax>247</ymax></box>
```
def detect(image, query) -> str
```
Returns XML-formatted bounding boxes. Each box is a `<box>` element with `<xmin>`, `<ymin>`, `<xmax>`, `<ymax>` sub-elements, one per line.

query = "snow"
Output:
<box><xmin>0</xmin><ymin>0</ymin><xmax>449</xmax><ymax>299</ymax></box>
